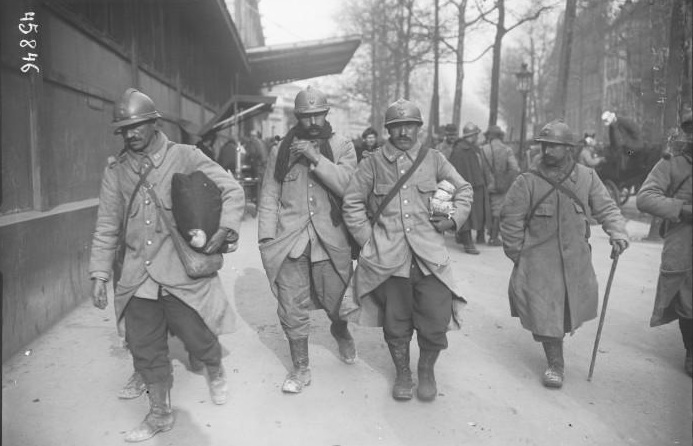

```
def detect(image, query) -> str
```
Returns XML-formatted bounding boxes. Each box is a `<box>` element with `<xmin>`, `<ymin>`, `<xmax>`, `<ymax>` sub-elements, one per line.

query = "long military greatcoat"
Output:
<box><xmin>342</xmin><ymin>141</ymin><xmax>474</xmax><ymax>329</ymax></box>
<box><xmin>257</xmin><ymin>133</ymin><xmax>357</xmax><ymax>302</ymax></box>
<box><xmin>89</xmin><ymin>131</ymin><xmax>245</xmax><ymax>336</ymax></box>
<box><xmin>500</xmin><ymin>162</ymin><xmax>628</xmax><ymax>338</ymax></box>
<box><xmin>636</xmin><ymin>153</ymin><xmax>692</xmax><ymax>326</ymax></box>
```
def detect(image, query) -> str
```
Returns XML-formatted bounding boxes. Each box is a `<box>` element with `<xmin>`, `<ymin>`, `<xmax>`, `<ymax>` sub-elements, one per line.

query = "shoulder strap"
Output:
<box><xmin>524</xmin><ymin>163</ymin><xmax>578</xmax><ymax>226</ymax></box>
<box><xmin>370</xmin><ymin>146</ymin><xmax>430</xmax><ymax>226</ymax></box>
<box><xmin>668</xmin><ymin>173</ymin><xmax>692</xmax><ymax>198</ymax></box>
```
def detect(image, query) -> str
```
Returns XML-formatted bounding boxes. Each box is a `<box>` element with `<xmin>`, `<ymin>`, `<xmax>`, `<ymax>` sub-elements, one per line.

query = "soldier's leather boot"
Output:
<box><xmin>417</xmin><ymin>349</ymin><xmax>440</xmax><ymax>402</ymax></box>
<box><xmin>118</xmin><ymin>371</ymin><xmax>146</xmax><ymax>400</ymax></box>
<box><xmin>476</xmin><ymin>230</ymin><xmax>486</xmax><ymax>245</ymax></box>
<box><xmin>206</xmin><ymin>363</ymin><xmax>228</xmax><ymax>405</ymax></box>
<box><xmin>541</xmin><ymin>340</ymin><xmax>565</xmax><ymax>388</ymax></box>
<box><xmin>330</xmin><ymin>320</ymin><xmax>357</xmax><ymax>364</ymax></box>
<box><xmin>124</xmin><ymin>379</ymin><xmax>174</xmax><ymax>442</ymax></box>
<box><xmin>388</xmin><ymin>341</ymin><xmax>414</xmax><ymax>401</ymax></box>
<box><xmin>282</xmin><ymin>338</ymin><xmax>311</xmax><ymax>393</ymax></box>
<box><xmin>488</xmin><ymin>217</ymin><xmax>502</xmax><ymax>246</ymax></box>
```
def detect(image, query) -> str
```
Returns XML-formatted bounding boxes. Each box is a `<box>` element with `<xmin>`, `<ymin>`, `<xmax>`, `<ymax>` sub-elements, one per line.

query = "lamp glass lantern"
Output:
<box><xmin>515</xmin><ymin>63</ymin><xmax>533</xmax><ymax>93</ymax></box>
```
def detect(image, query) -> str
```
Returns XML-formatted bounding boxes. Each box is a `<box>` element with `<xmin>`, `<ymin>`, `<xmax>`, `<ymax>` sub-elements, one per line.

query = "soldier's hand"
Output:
<box><xmin>292</xmin><ymin>140</ymin><xmax>321</xmax><ymax>164</ymax></box>
<box><xmin>609</xmin><ymin>238</ymin><xmax>629</xmax><ymax>257</ymax></box>
<box><xmin>430</xmin><ymin>216</ymin><xmax>455</xmax><ymax>233</ymax></box>
<box><xmin>259</xmin><ymin>237</ymin><xmax>274</xmax><ymax>245</ymax></box>
<box><xmin>204</xmin><ymin>227</ymin><xmax>231</xmax><ymax>254</ymax></box>
<box><xmin>92</xmin><ymin>279</ymin><xmax>108</xmax><ymax>310</ymax></box>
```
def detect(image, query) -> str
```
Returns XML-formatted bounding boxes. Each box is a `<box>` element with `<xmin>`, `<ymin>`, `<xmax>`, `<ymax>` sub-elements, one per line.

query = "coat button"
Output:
<box><xmin>309</xmin><ymin>197</ymin><xmax>314</xmax><ymax>202</ymax></box>
<box><xmin>146</xmin><ymin>220</ymin><xmax>151</xmax><ymax>225</ymax></box>
<box><xmin>400</xmin><ymin>169</ymin><xmax>406</xmax><ymax>174</ymax></box>
<box><xmin>403</xmin><ymin>199</ymin><xmax>409</xmax><ymax>205</ymax></box>
<box><xmin>308</xmin><ymin>183</ymin><xmax>314</xmax><ymax>188</ymax></box>
<box><xmin>145</xmin><ymin>200</ymin><xmax>151</xmax><ymax>205</ymax></box>
<box><xmin>405</xmin><ymin>214</ymin><xmax>410</xmax><ymax>218</ymax></box>
<box><xmin>145</xmin><ymin>260</ymin><xmax>151</xmax><ymax>266</ymax></box>
<box><xmin>310</xmin><ymin>211</ymin><xmax>315</xmax><ymax>216</ymax></box>
<box><xmin>402</xmin><ymin>185</ymin><xmax>408</xmax><ymax>189</ymax></box>
<box><xmin>406</xmin><ymin>228</ymin><xmax>411</xmax><ymax>232</ymax></box>
<box><xmin>146</xmin><ymin>240</ymin><xmax>152</xmax><ymax>245</ymax></box>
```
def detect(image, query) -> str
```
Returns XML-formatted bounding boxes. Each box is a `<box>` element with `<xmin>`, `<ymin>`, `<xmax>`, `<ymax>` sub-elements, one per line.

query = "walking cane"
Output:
<box><xmin>588</xmin><ymin>247</ymin><xmax>620</xmax><ymax>381</ymax></box>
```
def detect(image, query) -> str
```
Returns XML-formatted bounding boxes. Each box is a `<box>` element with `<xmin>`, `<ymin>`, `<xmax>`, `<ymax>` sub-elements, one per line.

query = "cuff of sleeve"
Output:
<box><xmin>91</xmin><ymin>272</ymin><xmax>110</xmax><ymax>282</ymax></box>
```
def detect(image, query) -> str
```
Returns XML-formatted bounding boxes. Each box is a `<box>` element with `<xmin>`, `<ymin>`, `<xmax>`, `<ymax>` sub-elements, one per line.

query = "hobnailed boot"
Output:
<box><xmin>206</xmin><ymin>363</ymin><xmax>228</xmax><ymax>405</ymax></box>
<box><xmin>417</xmin><ymin>349</ymin><xmax>440</xmax><ymax>402</ymax></box>
<box><xmin>541</xmin><ymin>341</ymin><xmax>565</xmax><ymax>389</ymax></box>
<box><xmin>330</xmin><ymin>320</ymin><xmax>357</xmax><ymax>364</ymax></box>
<box><xmin>118</xmin><ymin>371</ymin><xmax>146</xmax><ymax>400</ymax></box>
<box><xmin>124</xmin><ymin>380</ymin><xmax>174</xmax><ymax>442</ymax></box>
<box><xmin>387</xmin><ymin>341</ymin><xmax>414</xmax><ymax>401</ymax></box>
<box><xmin>458</xmin><ymin>230</ymin><xmax>480</xmax><ymax>255</ymax></box>
<box><xmin>488</xmin><ymin>217</ymin><xmax>502</xmax><ymax>246</ymax></box>
<box><xmin>282</xmin><ymin>338</ymin><xmax>311</xmax><ymax>394</ymax></box>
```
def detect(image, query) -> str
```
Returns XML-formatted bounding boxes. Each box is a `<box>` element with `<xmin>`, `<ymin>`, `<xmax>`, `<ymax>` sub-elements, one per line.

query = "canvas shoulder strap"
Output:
<box><xmin>524</xmin><ymin>163</ymin><xmax>579</xmax><ymax>226</ymax></box>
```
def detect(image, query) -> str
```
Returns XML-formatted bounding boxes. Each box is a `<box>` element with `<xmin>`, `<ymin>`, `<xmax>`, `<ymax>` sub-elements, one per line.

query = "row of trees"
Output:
<box><xmin>337</xmin><ymin>0</ymin><xmax>691</xmax><ymax>147</ymax></box>
<box><xmin>338</xmin><ymin>0</ymin><xmax>556</xmax><ymax>135</ymax></box>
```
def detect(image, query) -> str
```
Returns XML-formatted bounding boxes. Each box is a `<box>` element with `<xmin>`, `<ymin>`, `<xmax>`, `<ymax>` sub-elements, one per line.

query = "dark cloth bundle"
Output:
<box><xmin>171</xmin><ymin>171</ymin><xmax>221</xmax><ymax>251</ymax></box>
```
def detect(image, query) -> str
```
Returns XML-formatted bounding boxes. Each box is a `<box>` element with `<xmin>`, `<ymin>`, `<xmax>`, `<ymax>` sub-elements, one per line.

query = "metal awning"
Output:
<box><xmin>199</xmin><ymin>94</ymin><xmax>276</xmax><ymax>137</ymax></box>
<box><xmin>246</xmin><ymin>36</ymin><xmax>361</xmax><ymax>87</ymax></box>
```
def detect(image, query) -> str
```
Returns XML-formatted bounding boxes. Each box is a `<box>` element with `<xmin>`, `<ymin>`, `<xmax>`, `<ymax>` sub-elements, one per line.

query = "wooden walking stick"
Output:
<box><xmin>588</xmin><ymin>247</ymin><xmax>620</xmax><ymax>381</ymax></box>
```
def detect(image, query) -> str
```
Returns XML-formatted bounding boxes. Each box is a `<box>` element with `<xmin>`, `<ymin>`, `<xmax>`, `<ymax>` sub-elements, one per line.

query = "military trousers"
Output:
<box><xmin>124</xmin><ymin>292</ymin><xmax>221</xmax><ymax>385</ymax></box>
<box><xmin>373</xmin><ymin>262</ymin><xmax>453</xmax><ymax>351</ymax></box>
<box><xmin>275</xmin><ymin>249</ymin><xmax>346</xmax><ymax>340</ymax></box>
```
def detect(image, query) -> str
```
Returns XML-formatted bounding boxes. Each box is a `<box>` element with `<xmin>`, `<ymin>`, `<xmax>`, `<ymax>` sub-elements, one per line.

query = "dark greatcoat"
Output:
<box><xmin>449</xmin><ymin>139</ymin><xmax>493</xmax><ymax>231</ymax></box>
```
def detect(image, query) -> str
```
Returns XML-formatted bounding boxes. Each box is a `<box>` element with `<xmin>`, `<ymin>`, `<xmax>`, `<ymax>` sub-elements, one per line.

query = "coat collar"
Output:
<box><xmin>125</xmin><ymin>131</ymin><xmax>170</xmax><ymax>172</ymax></box>
<box><xmin>536</xmin><ymin>159</ymin><xmax>579</xmax><ymax>184</ymax></box>
<box><xmin>381</xmin><ymin>139</ymin><xmax>422</xmax><ymax>163</ymax></box>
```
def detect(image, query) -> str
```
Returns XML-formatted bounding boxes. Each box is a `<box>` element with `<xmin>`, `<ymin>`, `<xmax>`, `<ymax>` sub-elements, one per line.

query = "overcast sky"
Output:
<box><xmin>256</xmin><ymin>0</ymin><xmax>564</xmax><ymax>128</ymax></box>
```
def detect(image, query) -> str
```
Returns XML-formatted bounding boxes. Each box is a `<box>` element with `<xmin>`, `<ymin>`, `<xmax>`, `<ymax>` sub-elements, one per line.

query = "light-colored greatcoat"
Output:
<box><xmin>636</xmin><ymin>153</ymin><xmax>692</xmax><ymax>326</ymax></box>
<box><xmin>342</xmin><ymin>141</ymin><xmax>474</xmax><ymax>329</ymax></box>
<box><xmin>258</xmin><ymin>133</ymin><xmax>356</xmax><ymax>301</ymax></box>
<box><xmin>500</xmin><ymin>162</ymin><xmax>628</xmax><ymax>338</ymax></box>
<box><xmin>89</xmin><ymin>131</ymin><xmax>245</xmax><ymax>336</ymax></box>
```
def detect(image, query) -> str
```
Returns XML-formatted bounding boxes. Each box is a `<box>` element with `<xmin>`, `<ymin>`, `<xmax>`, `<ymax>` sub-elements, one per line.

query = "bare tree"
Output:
<box><xmin>483</xmin><ymin>0</ymin><xmax>554</xmax><ymax>127</ymax></box>
<box><xmin>554</xmin><ymin>0</ymin><xmax>577</xmax><ymax>117</ymax></box>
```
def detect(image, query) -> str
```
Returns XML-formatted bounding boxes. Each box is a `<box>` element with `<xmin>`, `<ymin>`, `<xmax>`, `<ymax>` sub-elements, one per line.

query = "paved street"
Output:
<box><xmin>2</xmin><ymin>207</ymin><xmax>691</xmax><ymax>446</ymax></box>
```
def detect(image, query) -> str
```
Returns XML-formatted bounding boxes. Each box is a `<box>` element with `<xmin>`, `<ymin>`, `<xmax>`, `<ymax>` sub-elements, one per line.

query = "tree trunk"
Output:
<box><xmin>370</xmin><ymin>9</ymin><xmax>378</xmax><ymax>128</ymax></box>
<box><xmin>555</xmin><ymin>0</ymin><xmax>577</xmax><ymax>118</ymax></box>
<box><xmin>488</xmin><ymin>0</ymin><xmax>505</xmax><ymax>127</ymax></box>
<box><xmin>452</xmin><ymin>0</ymin><xmax>468</xmax><ymax>129</ymax></box>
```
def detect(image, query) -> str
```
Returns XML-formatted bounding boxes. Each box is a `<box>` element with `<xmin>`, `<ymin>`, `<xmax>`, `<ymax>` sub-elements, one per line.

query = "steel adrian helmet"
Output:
<box><xmin>384</xmin><ymin>98</ymin><xmax>423</xmax><ymax>127</ymax></box>
<box><xmin>294</xmin><ymin>86</ymin><xmax>330</xmax><ymax>115</ymax></box>
<box><xmin>443</xmin><ymin>123</ymin><xmax>458</xmax><ymax>136</ymax></box>
<box><xmin>485</xmin><ymin>125</ymin><xmax>505</xmax><ymax>140</ymax></box>
<box><xmin>112</xmin><ymin>88</ymin><xmax>161</xmax><ymax>133</ymax></box>
<box><xmin>534</xmin><ymin>120</ymin><xmax>575</xmax><ymax>146</ymax></box>
<box><xmin>462</xmin><ymin>122</ymin><xmax>481</xmax><ymax>138</ymax></box>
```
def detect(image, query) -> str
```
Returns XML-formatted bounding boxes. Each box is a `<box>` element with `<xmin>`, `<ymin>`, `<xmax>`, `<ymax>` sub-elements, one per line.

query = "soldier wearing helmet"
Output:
<box><xmin>258</xmin><ymin>86</ymin><xmax>358</xmax><ymax>394</ymax></box>
<box><xmin>89</xmin><ymin>88</ymin><xmax>245</xmax><ymax>441</ymax></box>
<box><xmin>343</xmin><ymin>98</ymin><xmax>473</xmax><ymax>402</ymax></box>
<box><xmin>636</xmin><ymin>104</ymin><xmax>693</xmax><ymax>377</ymax></box>
<box><xmin>448</xmin><ymin>122</ymin><xmax>494</xmax><ymax>254</ymax></box>
<box><xmin>435</xmin><ymin>123</ymin><xmax>458</xmax><ymax>160</ymax></box>
<box><xmin>480</xmin><ymin>124</ymin><xmax>520</xmax><ymax>246</ymax></box>
<box><xmin>499</xmin><ymin>119</ymin><xmax>629</xmax><ymax>389</ymax></box>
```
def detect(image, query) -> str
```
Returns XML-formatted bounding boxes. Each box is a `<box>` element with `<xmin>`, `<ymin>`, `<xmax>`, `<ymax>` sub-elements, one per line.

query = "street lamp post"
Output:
<box><xmin>514</xmin><ymin>63</ymin><xmax>533</xmax><ymax>171</ymax></box>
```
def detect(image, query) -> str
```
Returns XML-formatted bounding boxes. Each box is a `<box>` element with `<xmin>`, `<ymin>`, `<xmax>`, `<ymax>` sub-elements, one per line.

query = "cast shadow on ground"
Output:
<box><xmin>233</xmin><ymin>267</ymin><xmax>394</xmax><ymax>380</ymax></box>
